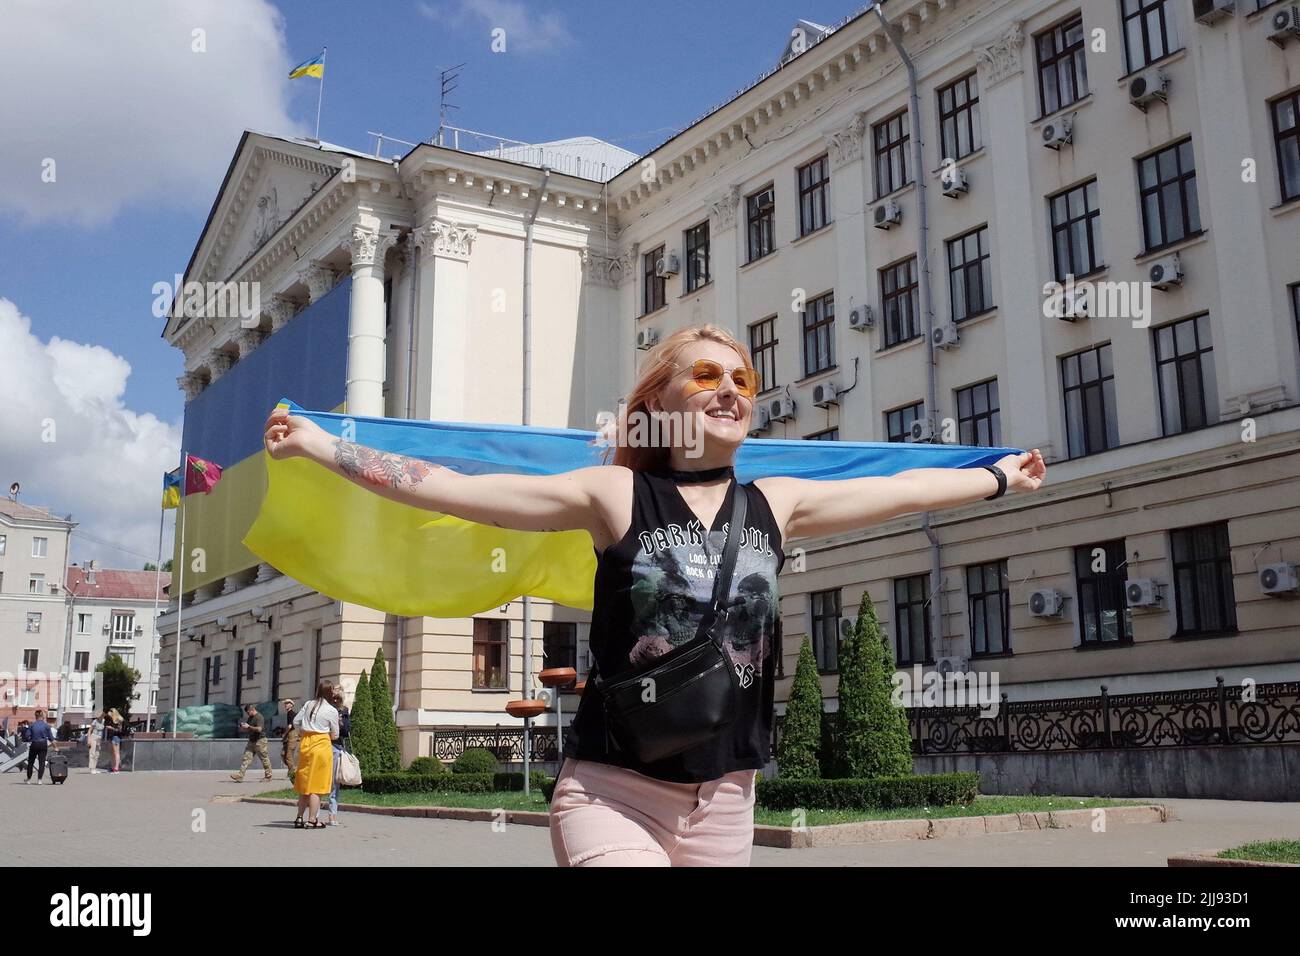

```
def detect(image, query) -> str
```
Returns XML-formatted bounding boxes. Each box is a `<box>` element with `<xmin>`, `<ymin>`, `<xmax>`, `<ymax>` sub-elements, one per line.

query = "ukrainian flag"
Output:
<box><xmin>243</xmin><ymin>400</ymin><xmax>1020</xmax><ymax>617</ymax></box>
<box><xmin>161</xmin><ymin>468</ymin><xmax>182</xmax><ymax>510</ymax></box>
<box><xmin>289</xmin><ymin>52</ymin><xmax>325</xmax><ymax>79</ymax></box>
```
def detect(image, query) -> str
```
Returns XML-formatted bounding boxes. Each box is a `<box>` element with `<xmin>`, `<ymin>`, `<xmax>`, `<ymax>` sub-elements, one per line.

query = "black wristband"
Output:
<box><xmin>982</xmin><ymin>465</ymin><xmax>1007</xmax><ymax>500</ymax></box>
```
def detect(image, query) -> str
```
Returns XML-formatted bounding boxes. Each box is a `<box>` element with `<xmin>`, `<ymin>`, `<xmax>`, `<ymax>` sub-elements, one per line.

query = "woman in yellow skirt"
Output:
<box><xmin>293</xmin><ymin>679</ymin><xmax>340</xmax><ymax>829</ymax></box>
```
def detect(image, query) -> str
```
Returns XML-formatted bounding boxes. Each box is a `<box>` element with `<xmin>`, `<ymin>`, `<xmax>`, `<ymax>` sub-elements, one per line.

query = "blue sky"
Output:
<box><xmin>0</xmin><ymin>0</ymin><xmax>859</xmax><ymax>567</ymax></box>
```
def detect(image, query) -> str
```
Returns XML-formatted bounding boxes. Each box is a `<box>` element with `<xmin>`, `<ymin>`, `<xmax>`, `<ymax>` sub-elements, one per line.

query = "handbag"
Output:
<box><xmin>337</xmin><ymin>750</ymin><xmax>362</xmax><ymax>787</ymax></box>
<box><xmin>593</xmin><ymin>483</ymin><xmax>747</xmax><ymax>765</ymax></box>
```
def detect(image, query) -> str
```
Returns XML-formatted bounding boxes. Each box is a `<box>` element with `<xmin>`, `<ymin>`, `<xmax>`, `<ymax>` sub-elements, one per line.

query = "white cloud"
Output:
<box><xmin>418</xmin><ymin>0</ymin><xmax>575</xmax><ymax>54</ymax></box>
<box><xmin>0</xmin><ymin>298</ymin><xmax>182</xmax><ymax>569</ymax></box>
<box><xmin>0</xmin><ymin>0</ymin><xmax>306</xmax><ymax>226</ymax></box>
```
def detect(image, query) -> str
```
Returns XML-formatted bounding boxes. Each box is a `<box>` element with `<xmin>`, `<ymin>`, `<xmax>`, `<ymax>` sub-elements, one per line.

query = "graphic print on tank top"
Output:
<box><xmin>626</xmin><ymin>504</ymin><xmax>778</xmax><ymax>690</ymax></box>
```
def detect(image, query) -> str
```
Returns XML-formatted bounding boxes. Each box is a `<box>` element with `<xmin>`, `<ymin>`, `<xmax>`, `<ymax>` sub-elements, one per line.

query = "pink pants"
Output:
<box><xmin>548</xmin><ymin>757</ymin><xmax>756</xmax><ymax>867</ymax></box>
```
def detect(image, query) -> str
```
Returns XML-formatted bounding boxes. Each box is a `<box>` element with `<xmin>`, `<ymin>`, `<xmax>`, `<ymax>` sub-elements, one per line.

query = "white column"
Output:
<box><xmin>342</xmin><ymin>214</ymin><xmax>400</xmax><ymax>418</ymax></box>
<box><xmin>978</xmin><ymin>22</ymin><xmax>1054</xmax><ymax>455</ymax></box>
<box><xmin>579</xmin><ymin>249</ymin><xmax>623</xmax><ymax>424</ymax></box>
<box><xmin>825</xmin><ymin>113</ymin><xmax>872</xmax><ymax>440</ymax></box>
<box><xmin>707</xmin><ymin>186</ymin><xmax>741</xmax><ymax>336</ymax></box>
<box><xmin>412</xmin><ymin>218</ymin><xmax>477</xmax><ymax>421</ymax></box>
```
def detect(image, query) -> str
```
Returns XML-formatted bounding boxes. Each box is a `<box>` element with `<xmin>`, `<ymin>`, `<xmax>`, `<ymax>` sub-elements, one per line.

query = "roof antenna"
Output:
<box><xmin>436</xmin><ymin>63</ymin><xmax>466</xmax><ymax>147</ymax></box>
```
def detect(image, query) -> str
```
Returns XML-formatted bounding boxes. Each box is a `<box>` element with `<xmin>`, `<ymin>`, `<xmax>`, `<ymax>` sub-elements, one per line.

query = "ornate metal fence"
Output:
<box><xmin>430</xmin><ymin>726</ymin><xmax>560</xmax><ymax>763</ymax></box>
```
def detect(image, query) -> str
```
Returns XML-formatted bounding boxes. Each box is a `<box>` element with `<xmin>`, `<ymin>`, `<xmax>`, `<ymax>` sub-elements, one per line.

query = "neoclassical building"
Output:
<box><xmin>159</xmin><ymin>0</ymin><xmax>1300</xmax><ymax>762</ymax></box>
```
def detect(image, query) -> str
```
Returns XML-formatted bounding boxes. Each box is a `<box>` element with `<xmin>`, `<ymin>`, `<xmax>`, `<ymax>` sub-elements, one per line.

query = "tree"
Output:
<box><xmin>93</xmin><ymin>654</ymin><xmax>140</xmax><ymax>722</ymax></box>
<box><xmin>776</xmin><ymin>637</ymin><xmax>823</xmax><ymax>779</ymax></box>
<box><xmin>349</xmin><ymin>670</ymin><xmax>379</xmax><ymax>776</ymax></box>
<box><xmin>143</xmin><ymin>560</ymin><xmax>173</xmax><ymax>572</ymax></box>
<box><xmin>368</xmin><ymin>650</ymin><xmax>402</xmax><ymax>772</ymax></box>
<box><xmin>836</xmin><ymin>592</ymin><xmax>913</xmax><ymax>779</ymax></box>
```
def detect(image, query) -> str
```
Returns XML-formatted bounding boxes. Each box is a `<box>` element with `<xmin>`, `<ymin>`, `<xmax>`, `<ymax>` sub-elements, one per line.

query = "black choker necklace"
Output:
<box><xmin>650</xmin><ymin>464</ymin><xmax>735</xmax><ymax>484</ymax></box>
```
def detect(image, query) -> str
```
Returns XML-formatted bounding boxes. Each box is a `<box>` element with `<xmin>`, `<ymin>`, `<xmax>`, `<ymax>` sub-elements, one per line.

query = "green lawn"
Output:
<box><xmin>1217</xmin><ymin>840</ymin><xmax>1300</xmax><ymax>864</ymax></box>
<box><xmin>256</xmin><ymin>788</ymin><xmax>1139</xmax><ymax>825</ymax></box>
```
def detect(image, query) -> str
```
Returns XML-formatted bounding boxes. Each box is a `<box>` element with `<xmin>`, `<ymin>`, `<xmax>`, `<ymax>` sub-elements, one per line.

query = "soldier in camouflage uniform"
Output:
<box><xmin>280</xmin><ymin>699</ymin><xmax>299</xmax><ymax>784</ymax></box>
<box><xmin>230</xmin><ymin>704</ymin><xmax>272</xmax><ymax>782</ymax></box>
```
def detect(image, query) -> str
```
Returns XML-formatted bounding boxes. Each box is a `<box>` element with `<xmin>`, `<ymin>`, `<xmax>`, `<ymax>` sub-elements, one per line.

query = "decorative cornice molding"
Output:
<box><xmin>824</xmin><ymin>112</ymin><xmax>867</xmax><ymax>169</ymax></box>
<box><xmin>299</xmin><ymin>262</ymin><xmax>336</xmax><ymax>301</ymax></box>
<box><xmin>707</xmin><ymin>185</ymin><xmax>742</xmax><ymax>232</ymax></box>
<box><xmin>975</xmin><ymin>20</ymin><xmax>1024</xmax><ymax>89</ymax></box>
<box><xmin>413</xmin><ymin>218</ymin><xmax>477</xmax><ymax>261</ymax></box>
<box><xmin>263</xmin><ymin>294</ymin><xmax>297</xmax><ymax>332</ymax></box>
<box><xmin>176</xmin><ymin>372</ymin><xmax>204</xmax><ymax>402</ymax></box>
<box><xmin>207</xmin><ymin>349</ymin><xmax>234</xmax><ymax>382</ymax></box>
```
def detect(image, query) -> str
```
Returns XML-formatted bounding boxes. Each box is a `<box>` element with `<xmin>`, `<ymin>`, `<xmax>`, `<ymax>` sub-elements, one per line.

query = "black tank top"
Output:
<box><xmin>563</xmin><ymin>468</ymin><xmax>784</xmax><ymax>783</ymax></box>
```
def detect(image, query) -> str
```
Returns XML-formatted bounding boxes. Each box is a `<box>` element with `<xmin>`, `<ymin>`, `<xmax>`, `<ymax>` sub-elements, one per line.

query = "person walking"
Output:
<box><xmin>87</xmin><ymin>711</ymin><xmax>104</xmax><ymax>774</ymax></box>
<box><xmin>291</xmin><ymin>681</ymin><xmax>339</xmax><ymax>828</ymax></box>
<box><xmin>104</xmin><ymin>708</ymin><xmax>124</xmax><ymax>773</ymax></box>
<box><xmin>230</xmin><ymin>704</ymin><xmax>273</xmax><ymax>782</ymax></box>
<box><xmin>325</xmin><ymin>689</ymin><xmax>351</xmax><ymax>826</ymax></box>
<box><xmin>279</xmin><ymin>699</ymin><xmax>299</xmax><ymax>784</ymax></box>
<box><xmin>24</xmin><ymin>709</ymin><xmax>56</xmax><ymax>784</ymax></box>
<box><xmin>263</xmin><ymin>324</ymin><xmax>1046</xmax><ymax>865</ymax></box>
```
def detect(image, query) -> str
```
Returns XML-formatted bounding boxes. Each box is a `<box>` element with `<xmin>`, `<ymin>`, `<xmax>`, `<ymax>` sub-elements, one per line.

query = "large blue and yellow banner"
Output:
<box><xmin>243</xmin><ymin>400</ymin><xmax>1019</xmax><ymax>616</ymax></box>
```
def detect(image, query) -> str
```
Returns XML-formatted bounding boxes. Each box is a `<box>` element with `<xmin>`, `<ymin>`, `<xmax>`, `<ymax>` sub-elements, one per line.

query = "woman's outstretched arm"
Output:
<box><xmin>261</xmin><ymin>406</ymin><xmax>616</xmax><ymax>540</ymax></box>
<box><xmin>757</xmin><ymin>450</ymin><xmax>1046</xmax><ymax>540</ymax></box>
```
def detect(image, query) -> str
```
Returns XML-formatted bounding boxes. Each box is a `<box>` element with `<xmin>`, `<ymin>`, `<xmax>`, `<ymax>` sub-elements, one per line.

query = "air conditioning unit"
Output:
<box><xmin>873</xmin><ymin>200</ymin><xmax>902</xmax><ymax>229</ymax></box>
<box><xmin>1129</xmin><ymin>70</ymin><xmax>1168</xmax><ymax>111</ymax></box>
<box><xmin>812</xmin><ymin>381</ymin><xmax>840</xmax><ymax>408</ymax></box>
<box><xmin>849</xmin><ymin>305</ymin><xmax>874</xmax><ymax>330</ymax></box>
<box><xmin>931</xmin><ymin>322</ymin><xmax>961</xmax><ymax>350</ymax></box>
<box><xmin>1268</xmin><ymin>5</ymin><xmax>1300</xmax><ymax>45</ymax></box>
<box><xmin>940</xmin><ymin>165</ymin><xmax>969</xmax><ymax>198</ymax></box>
<box><xmin>636</xmin><ymin>327</ymin><xmax>659</xmax><ymax>350</ymax></box>
<box><xmin>1042</xmin><ymin>116</ymin><xmax>1073</xmax><ymax>150</ymax></box>
<box><xmin>909</xmin><ymin>417</ymin><xmax>936</xmax><ymax>442</ymax></box>
<box><xmin>769</xmin><ymin>396</ymin><xmax>796</xmax><ymax>422</ymax></box>
<box><xmin>935</xmin><ymin>656</ymin><xmax>968</xmax><ymax>677</ymax></box>
<box><xmin>1028</xmin><ymin>588</ymin><xmax>1066</xmax><ymax>617</ymax></box>
<box><xmin>1148</xmin><ymin>253</ymin><xmax>1183</xmax><ymax>290</ymax></box>
<box><xmin>1058</xmin><ymin>285</ymin><xmax>1090</xmax><ymax>321</ymax></box>
<box><xmin>1193</xmin><ymin>0</ymin><xmax>1235</xmax><ymax>24</ymax></box>
<box><xmin>1259</xmin><ymin>562</ymin><xmax>1299</xmax><ymax>595</ymax></box>
<box><xmin>655</xmin><ymin>252</ymin><xmax>680</xmax><ymax>277</ymax></box>
<box><xmin>748</xmin><ymin>405</ymin><xmax>771</xmax><ymax>436</ymax></box>
<box><xmin>48</xmin><ymin>583</ymin><xmax>60</xmax><ymax>594</ymax></box>
<box><xmin>1126</xmin><ymin>578</ymin><xmax>1164</xmax><ymax>608</ymax></box>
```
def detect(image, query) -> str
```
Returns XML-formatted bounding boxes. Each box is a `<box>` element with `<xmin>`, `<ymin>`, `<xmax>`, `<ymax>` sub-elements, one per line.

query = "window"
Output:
<box><xmin>684</xmin><ymin>221</ymin><xmax>710</xmax><ymax>292</ymax></box>
<box><xmin>886</xmin><ymin>401</ymin><xmax>924</xmax><ymax>443</ymax></box>
<box><xmin>473</xmin><ymin>618</ymin><xmax>508</xmax><ymax>689</ymax></box>
<box><xmin>543</xmin><ymin>621</ymin><xmax>578</xmax><ymax>671</ymax></box>
<box><xmin>881</xmin><ymin>257</ymin><xmax>919</xmax><ymax>347</ymax></box>
<box><xmin>1154</xmin><ymin>314</ymin><xmax>1218</xmax><ymax>435</ymax></box>
<box><xmin>28</xmin><ymin>573</ymin><xmax>44</xmax><ymax>594</ymax></box>
<box><xmin>31</xmin><ymin>536</ymin><xmax>48</xmax><ymax>558</ymax></box>
<box><xmin>797</xmin><ymin>155</ymin><xmax>831</xmax><ymax>235</ymax></box>
<box><xmin>806</xmin><ymin>427</ymin><xmax>839</xmax><ymax>441</ymax></box>
<box><xmin>1036</xmin><ymin>14</ymin><xmax>1089</xmax><ymax>115</ymax></box>
<box><xmin>210</xmin><ymin>654</ymin><xmax>222</xmax><ymax>686</ymax></box>
<box><xmin>26</xmin><ymin>612</ymin><xmax>40</xmax><ymax>634</ymax></box>
<box><xmin>642</xmin><ymin>246</ymin><xmax>666</xmax><ymax>315</ymax></box>
<box><xmin>235</xmin><ymin>649</ymin><xmax>245</xmax><ymax>705</ymax></box>
<box><xmin>802</xmin><ymin>292</ymin><xmax>835</xmax><ymax>377</ymax></box>
<box><xmin>311</xmin><ymin>628</ymin><xmax>322</xmax><ymax>690</ymax></box>
<box><xmin>77</xmin><ymin>613</ymin><xmax>91</xmax><ymax>634</ymax></box>
<box><xmin>746</xmin><ymin>184</ymin><xmax>775</xmax><ymax>262</ymax></box>
<box><xmin>271</xmin><ymin>641</ymin><xmax>281</xmax><ymax>701</ymax></box>
<box><xmin>151</xmin><ymin>689</ymin><xmax>158</xmax><ymax>709</ymax></box>
<box><xmin>75</xmin><ymin>651</ymin><xmax>90</xmax><ymax>672</ymax></box>
<box><xmin>23</xmin><ymin>648</ymin><xmax>38</xmax><ymax>670</ymax></box>
<box><xmin>749</xmin><ymin>317</ymin><xmax>777</xmax><ymax>394</ymax></box>
<box><xmin>73</xmin><ymin>688</ymin><xmax>86</xmax><ymax>708</ymax></box>
<box><xmin>1138</xmin><ymin>139</ymin><xmax>1200</xmax><ymax>252</ymax></box>
<box><xmin>893</xmin><ymin>575</ymin><xmax>932</xmax><ymax>666</ymax></box>
<box><xmin>947</xmin><ymin>226</ymin><xmax>993</xmax><ymax>322</ymax></box>
<box><xmin>245</xmin><ymin>646</ymin><xmax>257</xmax><ymax>680</ymax></box>
<box><xmin>1171</xmin><ymin>523</ymin><xmax>1238</xmax><ymax>635</ymax></box>
<box><xmin>873</xmin><ymin>110</ymin><xmax>910</xmax><ymax>197</ymax></box>
<box><xmin>810</xmin><ymin>589</ymin><xmax>842</xmax><ymax>673</ymax></box>
<box><xmin>0</xmin><ymin>534</ymin><xmax>5</xmax><ymax>555</ymax></box>
<box><xmin>1271</xmin><ymin>90</ymin><xmax>1300</xmax><ymax>204</ymax></box>
<box><xmin>1062</xmin><ymin>343</ymin><xmax>1119</xmax><ymax>457</ymax></box>
<box><xmin>1075</xmin><ymin>541</ymin><xmax>1132</xmax><ymax>645</ymax></box>
<box><xmin>956</xmin><ymin>379</ymin><xmax>1002</xmax><ymax>447</ymax></box>
<box><xmin>1049</xmin><ymin>180</ymin><xmax>1104</xmax><ymax>280</ymax></box>
<box><xmin>203</xmin><ymin>658</ymin><xmax>211</xmax><ymax>705</ymax></box>
<box><xmin>1122</xmin><ymin>0</ymin><xmax>1180</xmax><ymax>73</ymax></box>
<box><xmin>967</xmin><ymin>560</ymin><xmax>1010</xmax><ymax>656</ymax></box>
<box><xmin>937</xmin><ymin>72</ymin><xmax>981</xmax><ymax>161</ymax></box>
<box><xmin>1293</xmin><ymin>283</ymin><xmax>1300</xmax><ymax>353</ymax></box>
<box><xmin>110</xmin><ymin>612</ymin><xmax>134</xmax><ymax>645</ymax></box>
<box><xmin>19</xmin><ymin>689</ymin><xmax>33</xmax><ymax>707</ymax></box>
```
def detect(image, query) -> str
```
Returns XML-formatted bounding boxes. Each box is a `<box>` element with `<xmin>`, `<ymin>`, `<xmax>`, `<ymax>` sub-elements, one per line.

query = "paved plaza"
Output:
<box><xmin>3</xmin><ymin>768</ymin><xmax>1298</xmax><ymax>867</ymax></box>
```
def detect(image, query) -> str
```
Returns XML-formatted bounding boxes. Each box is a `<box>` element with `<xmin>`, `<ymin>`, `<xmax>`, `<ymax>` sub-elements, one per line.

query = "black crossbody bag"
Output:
<box><xmin>593</xmin><ymin>484</ymin><xmax>746</xmax><ymax>765</ymax></box>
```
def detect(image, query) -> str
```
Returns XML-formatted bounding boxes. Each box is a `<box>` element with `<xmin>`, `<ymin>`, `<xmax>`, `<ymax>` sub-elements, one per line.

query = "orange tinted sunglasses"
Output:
<box><xmin>669</xmin><ymin>359</ymin><xmax>761</xmax><ymax>398</ymax></box>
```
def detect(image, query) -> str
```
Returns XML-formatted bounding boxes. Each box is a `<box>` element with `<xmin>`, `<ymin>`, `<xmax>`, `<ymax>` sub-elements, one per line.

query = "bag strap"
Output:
<box><xmin>695</xmin><ymin>480</ymin><xmax>748</xmax><ymax>649</ymax></box>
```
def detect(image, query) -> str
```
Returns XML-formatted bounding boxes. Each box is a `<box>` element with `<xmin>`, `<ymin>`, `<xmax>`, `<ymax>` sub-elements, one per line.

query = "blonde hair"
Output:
<box><xmin>603</xmin><ymin>324</ymin><xmax>753</xmax><ymax>471</ymax></box>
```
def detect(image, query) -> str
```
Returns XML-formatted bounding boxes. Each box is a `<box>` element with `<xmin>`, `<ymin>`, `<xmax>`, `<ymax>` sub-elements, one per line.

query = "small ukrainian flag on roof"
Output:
<box><xmin>289</xmin><ymin>51</ymin><xmax>325</xmax><ymax>79</ymax></box>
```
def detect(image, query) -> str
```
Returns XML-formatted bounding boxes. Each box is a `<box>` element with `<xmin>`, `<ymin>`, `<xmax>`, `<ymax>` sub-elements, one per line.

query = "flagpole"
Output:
<box><xmin>145</xmin><ymin>503</ymin><xmax>165</xmax><ymax>733</ymax></box>
<box><xmin>170</xmin><ymin>453</ymin><xmax>187</xmax><ymax>739</ymax></box>
<box><xmin>314</xmin><ymin>47</ymin><xmax>327</xmax><ymax>141</ymax></box>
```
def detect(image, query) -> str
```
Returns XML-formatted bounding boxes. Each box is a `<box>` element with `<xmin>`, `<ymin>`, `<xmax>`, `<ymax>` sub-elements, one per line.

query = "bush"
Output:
<box><xmin>777</xmin><ymin>637</ymin><xmax>823</xmax><ymax>779</ymax></box>
<box><xmin>362</xmin><ymin>771</ymin><xmax>555</xmax><ymax>795</ymax></box>
<box><xmin>407</xmin><ymin>756</ymin><xmax>447</xmax><ymax>776</ymax></box>
<box><xmin>369</xmin><ymin>651</ymin><xmax>402</xmax><ymax>773</ymax></box>
<box><xmin>350</xmin><ymin>670</ymin><xmax>379</xmax><ymax>777</ymax></box>
<box><xmin>836</xmin><ymin>592</ymin><xmax>913</xmax><ymax>779</ymax></box>
<box><xmin>756</xmin><ymin>772</ymin><xmax>980</xmax><ymax>811</ymax></box>
<box><xmin>452</xmin><ymin>747</ymin><xmax>498</xmax><ymax>775</ymax></box>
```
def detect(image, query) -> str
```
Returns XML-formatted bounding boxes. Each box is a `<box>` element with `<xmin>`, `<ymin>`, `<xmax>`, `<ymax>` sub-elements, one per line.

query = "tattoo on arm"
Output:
<box><xmin>332</xmin><ymin>439</ymin><xmax>440</xmax><ymax>489</ymax></box>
